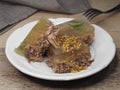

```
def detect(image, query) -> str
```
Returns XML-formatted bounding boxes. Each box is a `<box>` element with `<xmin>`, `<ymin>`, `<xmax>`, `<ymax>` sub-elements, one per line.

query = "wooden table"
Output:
<box><xmin>0</xmin><ymin>11</ymin><xmax>120</xmax><ymax>90</ymax></box>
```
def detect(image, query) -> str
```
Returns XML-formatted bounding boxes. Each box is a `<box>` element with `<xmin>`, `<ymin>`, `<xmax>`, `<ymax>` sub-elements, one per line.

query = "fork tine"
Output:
<box><xmin>83</xmin><ymin>9</ymin><xmax>94</xmax><ymax>17</ymax></box>
<box><xmin>88</xmin><ymin>13</ymin><xmax>100</xmax><ymax>20</ymax></box>
<box><xmin>84</xmin><ymin>9</ymin><xmax>97</xmax><ymax>19</ymax></box>
<box><xmin>83</xmin><ymin>8</ymin><xmax>102</xmax><ymax>20</ymax></box>
<box><xmin>87</xmin><ymin>11</ymin><xmax>101</xmax><ymax>20</ymax></box>
<box><xmin>85</xmin><ymin>10</ymin><xmax>96</xmax><ymax>17</ymax></box>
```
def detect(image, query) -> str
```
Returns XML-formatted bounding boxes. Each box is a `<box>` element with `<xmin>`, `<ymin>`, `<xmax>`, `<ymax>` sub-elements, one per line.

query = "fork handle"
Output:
<box><xmin>106</xmin><ymin>4</ymin><xmax>120</xmax><ymax>13</ymax></box>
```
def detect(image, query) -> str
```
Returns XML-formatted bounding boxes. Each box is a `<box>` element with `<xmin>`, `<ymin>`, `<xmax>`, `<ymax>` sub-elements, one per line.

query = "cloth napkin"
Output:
<box><xmin>0</xmin><ymin>0</ymin><xmax>90</xmax><ymax>34</ymax></box>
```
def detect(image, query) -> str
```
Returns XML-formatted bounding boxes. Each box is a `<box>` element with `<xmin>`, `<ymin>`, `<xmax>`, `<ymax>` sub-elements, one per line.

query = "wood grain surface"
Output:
<box><xmin>0</xmin><ymin>10</ymin><xmax>120</xmax><ymax>90</ymax></box>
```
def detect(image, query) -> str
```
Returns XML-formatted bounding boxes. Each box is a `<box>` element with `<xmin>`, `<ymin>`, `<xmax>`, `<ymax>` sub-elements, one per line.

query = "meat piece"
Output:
<box><xmin>46</xmin><ymin>60</ymin><xmax>71</xmax><ymax>73</ymax></box>
<box><xmin>24</xmin><ymin>36</ymin><xmax>50</xmax><ymax>62</ymax></box>
<box><xmin>24</xmin><ymin>25</ymin><xmax>59</xmax><ymax>62</ymax></box>
<box><xmin>15</xmin><ymin>18</ymin><xmax>52</xmax><ymax>56</ymax></box>
<box><xmin>47</xmin><ymin>18</ymin><xmax>94</xmax><ymax>73</ymax></box>
<box><xmin>83</xmin><ymin>34</ymin><xmax>94</xmax><ymax>45</ymax></box>
<box><xmin>45</xmin><ymin>25</ymin><xmax>59</xmax><ymax>48</ymax></box>
<box><xmin>47</xmin><ymin>44</ymin><xmax>93</xmax><ymax>73</ymax></box>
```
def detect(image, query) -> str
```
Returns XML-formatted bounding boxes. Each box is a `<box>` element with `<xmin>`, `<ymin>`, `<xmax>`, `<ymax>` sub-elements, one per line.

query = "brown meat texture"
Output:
<box><xmin>46</xmin><ymin>17</ymin><xmax>94</xmax><ymax>73</ymax></box>
<box><xmin>24</xmin><ymin>25</ymin><xmax>60</xmax><ymax>62</ymax></box>
<box><xmin>24</xmin><ymin>35</ymin><xmax>50</xmax><ymax>62</ymax></box>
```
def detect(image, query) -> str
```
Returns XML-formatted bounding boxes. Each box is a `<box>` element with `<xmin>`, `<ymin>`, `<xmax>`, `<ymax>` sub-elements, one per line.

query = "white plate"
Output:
<box><xmin>5</xmin><ymin>18</ymin><xmax>116</xmax><ymax>81</ymax></box>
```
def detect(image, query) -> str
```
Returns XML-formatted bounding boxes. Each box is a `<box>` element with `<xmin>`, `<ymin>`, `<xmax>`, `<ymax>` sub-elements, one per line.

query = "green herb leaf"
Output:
<box><xmin>68</xmin><ymin>20</ymin><xmax>84</xmax><ymax>31</ymax></box>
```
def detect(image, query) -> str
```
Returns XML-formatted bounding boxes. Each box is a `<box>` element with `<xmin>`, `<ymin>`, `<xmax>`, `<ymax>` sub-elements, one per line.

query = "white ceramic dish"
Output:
<box><xmin>5</xmin><ymin>18</ymin><xmax>116</xmax><ymax>81</ymax></box>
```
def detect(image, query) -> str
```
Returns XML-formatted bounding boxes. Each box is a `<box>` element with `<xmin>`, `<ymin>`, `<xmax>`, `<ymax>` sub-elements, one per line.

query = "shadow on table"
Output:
<box><xmin>21</xmin><ymin>48</ymin><xmax>119</xmax><ymax>89</ymax></box>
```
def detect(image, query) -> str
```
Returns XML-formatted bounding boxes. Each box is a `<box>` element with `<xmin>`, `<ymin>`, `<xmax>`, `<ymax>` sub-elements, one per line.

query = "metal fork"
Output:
<box><xmin>83</xmin><ymin>4</ymin><xmax>120</xmax><ymax>20</ymax></box>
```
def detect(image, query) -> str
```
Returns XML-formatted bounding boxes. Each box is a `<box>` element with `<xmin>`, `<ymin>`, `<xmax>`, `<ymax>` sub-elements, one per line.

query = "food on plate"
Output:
<box><xmin>15</xmin><ymin>18</ymin><xmax>52</xmax><ymax>61</ymax></box>
<box><xmin>15</xmin><ymin>17</ymin><xmax>94</xmax><ymax>73</ymax></box>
